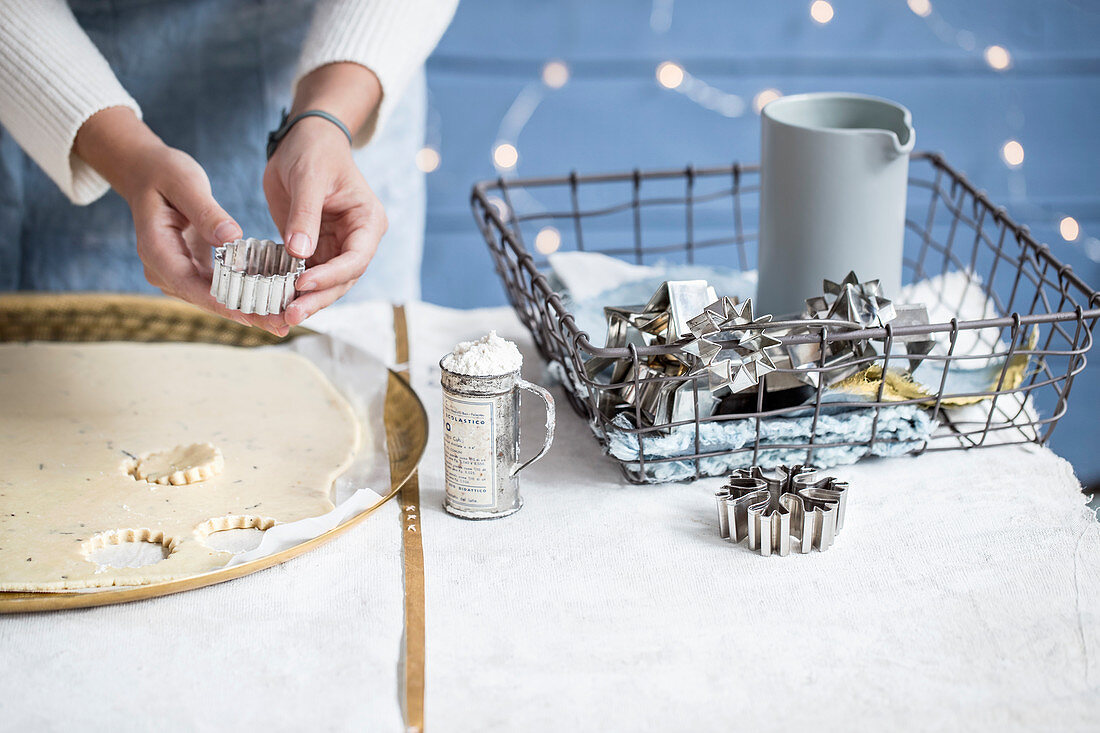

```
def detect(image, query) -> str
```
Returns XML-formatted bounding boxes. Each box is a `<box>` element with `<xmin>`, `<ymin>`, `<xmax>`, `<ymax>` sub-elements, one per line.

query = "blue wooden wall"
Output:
<box><xmin>420</xmin><ymin>0</ymin><xmax>1100</xmax><ymax>480</ymax></box>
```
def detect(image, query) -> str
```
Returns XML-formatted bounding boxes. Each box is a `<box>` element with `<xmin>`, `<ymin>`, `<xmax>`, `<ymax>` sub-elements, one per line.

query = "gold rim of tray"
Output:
<box><xmin>0</xmin><ymin>293</ymin><xmax>427</xmax><ymax>613</ymax></box>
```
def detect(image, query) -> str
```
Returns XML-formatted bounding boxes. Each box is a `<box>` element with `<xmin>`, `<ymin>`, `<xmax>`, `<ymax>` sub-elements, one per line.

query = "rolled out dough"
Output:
<box><xmin>0</xmin><ymin>342</ymin><xmax>361</xmax><ymax>591</ymax></box>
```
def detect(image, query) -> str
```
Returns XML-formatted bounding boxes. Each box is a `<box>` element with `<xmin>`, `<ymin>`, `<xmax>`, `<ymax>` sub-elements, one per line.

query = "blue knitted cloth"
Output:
<box><xmin>605</xmin><ymin>406</ymin><xmax>934</xmax><ymax>482</ymax></box>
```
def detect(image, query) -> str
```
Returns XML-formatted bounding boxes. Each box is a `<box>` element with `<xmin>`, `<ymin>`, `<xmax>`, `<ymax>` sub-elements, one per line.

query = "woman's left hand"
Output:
<box><xmin>263</xmin><ymin>114</ymin><xmax>387</xmax><ymax>327</ymax></box>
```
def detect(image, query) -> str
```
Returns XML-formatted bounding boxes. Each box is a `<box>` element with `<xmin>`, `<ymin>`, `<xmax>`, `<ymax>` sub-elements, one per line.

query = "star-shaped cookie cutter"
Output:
<box><xmin>806</xmin><ymin>270</ymin><xmax>897</xmax><ymax>327</ymax></box>
<box><xmin>676</xmin><ymin>297</ymin><xmax>781</xmax><ymax>396</ymax></box>
<box><xmin>715</xmin><ymin>464</ymin><xmax>849</xmax><ymax>556</ymax></box>
<box><xmin>785</xmin><ymin>272</ymin><xmax>935</xmax><ymax>387</ymax></box>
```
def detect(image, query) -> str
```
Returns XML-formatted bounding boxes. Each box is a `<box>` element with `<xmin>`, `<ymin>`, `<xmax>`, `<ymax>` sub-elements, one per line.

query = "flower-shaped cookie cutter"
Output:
<box><xmin>210</xmin><ymin>238</ymin><xmax>304</xmax><ymax>315</ymax></box>
<box><xmin>715</xmin><ymin>464</ymin><xmax>849</xmax><ymax>556</ymax></box>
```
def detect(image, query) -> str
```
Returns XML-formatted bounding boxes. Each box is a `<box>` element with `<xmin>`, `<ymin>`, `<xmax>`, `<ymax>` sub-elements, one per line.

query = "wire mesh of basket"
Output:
<box><xmin>471</xmin><ymin>152</ymin><xmax>1100</xmax><ymax>483</ymax></box>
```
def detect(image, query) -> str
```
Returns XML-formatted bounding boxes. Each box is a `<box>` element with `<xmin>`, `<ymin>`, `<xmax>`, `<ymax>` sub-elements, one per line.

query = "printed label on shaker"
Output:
<box><xmin>442</xmin><ymin>392</ymin><xmax>496</xmax><ymax>509</ymax></box>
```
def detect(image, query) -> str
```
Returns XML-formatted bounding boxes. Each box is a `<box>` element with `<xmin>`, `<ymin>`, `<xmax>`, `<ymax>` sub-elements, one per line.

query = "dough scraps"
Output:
<box><xmin>0</xmin><ymin>342</ymin><xmax>361</xmax><ymax>591</ymax></box>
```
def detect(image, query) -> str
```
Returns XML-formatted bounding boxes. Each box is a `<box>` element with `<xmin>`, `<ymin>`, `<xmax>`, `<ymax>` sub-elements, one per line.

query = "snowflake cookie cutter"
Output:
<box><xmin>715</xmin><ymin>464</ymin><xmax>849</xmax><ymax>556</ymax></box>
<box><xmin>211</xmin><ymin>238</ymin><xmax>304</xmax><ymax>315</ymax></box>
<box><xmin>784</xmin><ymin>271</ymin><xmax>936</xmax><ymax>386</ymax></box>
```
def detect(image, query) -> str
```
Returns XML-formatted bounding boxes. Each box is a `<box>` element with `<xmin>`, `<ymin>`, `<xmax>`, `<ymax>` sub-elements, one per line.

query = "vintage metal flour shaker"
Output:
<box><xmin>756</xmin><ymin>92</ymin><xmax>916</xmax><ymax>316</ymax></box>
<box><xmin>440</xmin><ymin>333</ymin><xmax>555</xmax><ymax>519</ymax></box>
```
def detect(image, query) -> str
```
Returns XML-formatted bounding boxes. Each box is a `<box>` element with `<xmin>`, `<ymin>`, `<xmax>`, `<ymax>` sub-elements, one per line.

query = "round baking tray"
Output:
<box><xmin>0</xmin><ymin>293</ymin><xmax>427</xmax><ymax>613</ymax></box>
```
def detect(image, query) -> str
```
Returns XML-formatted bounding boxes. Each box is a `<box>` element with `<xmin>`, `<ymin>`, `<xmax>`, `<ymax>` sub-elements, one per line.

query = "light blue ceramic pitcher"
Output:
<box><xmin>756</xmin><ymin>92</ymin><xmax>916</xmax><ymax>316</ymax></box>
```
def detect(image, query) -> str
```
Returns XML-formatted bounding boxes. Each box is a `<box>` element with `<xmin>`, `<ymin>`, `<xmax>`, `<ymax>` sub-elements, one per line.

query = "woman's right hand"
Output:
<box><xmin>74</xmin><ymin>107</ymin><xmax>289</xmax><ymax>336</ymax></box>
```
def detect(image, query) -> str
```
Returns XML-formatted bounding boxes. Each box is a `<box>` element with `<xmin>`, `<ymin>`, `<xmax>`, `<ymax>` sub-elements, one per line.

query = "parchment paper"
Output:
<box><xmin>221</xmin><ymin>333</ymin><xmax>393</xmax><ymax>568</ymax></box>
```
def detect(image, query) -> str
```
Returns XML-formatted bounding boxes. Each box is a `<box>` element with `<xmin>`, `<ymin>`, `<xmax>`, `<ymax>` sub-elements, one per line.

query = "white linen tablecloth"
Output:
<box><xmin>2</xmin><ymin>301</ymin><xmax>1099</xmax><ymax>732</ymax></box>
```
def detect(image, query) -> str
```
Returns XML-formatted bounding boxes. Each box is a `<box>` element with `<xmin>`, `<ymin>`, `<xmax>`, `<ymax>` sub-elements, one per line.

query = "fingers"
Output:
<box><xmin>182</xmin><ymin>226</ymin><xmax>215</xmax><ymax>279</ymax></box>
<box><xmin>295</xmin><ymin>250</ymin><xmax>370</xmax><ymax>293</ymax></box>
<box><xmin>283</xmin><ymin>174</ymin><xmax>326</xmax><ymax>259</ymax></box>
<box><xmin>239</xmin><ymin>312</ymin><xmax>290</xmax><ymax>337</ymax></box>
<box><xmin>286</xmin><ymin>206</ymin><xmax>385</xmax><ymax>325</ymax></box>
<box><xmin>164</xmin><ymin>173</ymin><xmax>242</xmax><ymax>246</ymax></box>
<box><xmin>137</xmin><ymin>216</ymin><xmax>288</xmax><ymax>336</ymax></box>
<box><xmin>295</xmin><ymin>216</ymin><xmax>383</xmax><ymax>292</ymax></box>
<box><xmin>285</xmin><ymin>281</ymin><xmax>355</xmax><ymax>326</ymax></box>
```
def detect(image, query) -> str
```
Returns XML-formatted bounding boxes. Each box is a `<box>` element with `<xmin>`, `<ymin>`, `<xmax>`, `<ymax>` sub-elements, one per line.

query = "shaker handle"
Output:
<box><xmin>511</xmin><ymin>378</ymin><xmax>556</xmax><ymax>477</ymax></box>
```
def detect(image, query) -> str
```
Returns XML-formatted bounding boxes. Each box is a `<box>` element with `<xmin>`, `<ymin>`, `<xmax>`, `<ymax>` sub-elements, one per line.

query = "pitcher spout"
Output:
<box><xmin>878</xmin><ymin>123</ymin><xmax>915</xmax><ymax>158</ymax></box>
<box><xmin>884</xmin><ymin>107</ymin><xmax>916</xmax><ymax>158</ymax></box>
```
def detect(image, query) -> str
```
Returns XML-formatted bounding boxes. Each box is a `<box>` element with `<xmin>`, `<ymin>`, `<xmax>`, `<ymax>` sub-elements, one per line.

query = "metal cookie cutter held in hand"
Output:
<box><xmin>440</xmin><ymin>364</ymin><xmax>556</xmax><ymax>519</ymax></box>
<box><xmin>715</xmin><ymin>465</ymin><xmax>849</xmax><ymax>556</ymax></box>
<box><xmin>211</xmin><ymin>238</ymin><xmax>304</xmax><ymax>315</ymax></box>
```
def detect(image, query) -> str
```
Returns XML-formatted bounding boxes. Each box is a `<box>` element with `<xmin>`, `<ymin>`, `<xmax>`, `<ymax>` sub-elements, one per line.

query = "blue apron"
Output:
<box><xmin>0</xmin><ymin>0</ymin><xmax>425</xmax><ymax>303</ymax></box>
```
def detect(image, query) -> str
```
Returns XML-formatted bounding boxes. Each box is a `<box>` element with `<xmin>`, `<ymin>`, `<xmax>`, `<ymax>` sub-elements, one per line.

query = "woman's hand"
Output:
<box><xmin>263</xmin><ymin>118</ymin><xmax>387</xmax><ymax>326</ymax></box>
<box><xmin>74</xmin><ymin>107</ymin><xmax>289</xmax><ymax>335</ymax></box>
<box><xmin>263</xmin><ymin>62</ymin><xmax>387</xmax><ymax>327</ymax></box>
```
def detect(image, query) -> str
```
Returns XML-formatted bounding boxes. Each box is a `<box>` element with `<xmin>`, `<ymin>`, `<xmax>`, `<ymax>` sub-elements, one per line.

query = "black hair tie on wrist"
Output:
<box><xmin>266</xmin><ymin>108</ymin><xmax>353</xmax><ymax>160</ymax></box>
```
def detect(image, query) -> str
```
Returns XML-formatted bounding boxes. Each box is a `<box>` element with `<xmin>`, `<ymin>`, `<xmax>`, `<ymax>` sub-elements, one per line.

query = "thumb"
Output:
<box><xmin>167</xmin><ymin>177</ymin><xmax>242</xmax><ymax>246</ymax></box>
<box><xmin>283</xmin><ymin>176</ymin><xmax>326</xmax><ymax>259</ymax></box>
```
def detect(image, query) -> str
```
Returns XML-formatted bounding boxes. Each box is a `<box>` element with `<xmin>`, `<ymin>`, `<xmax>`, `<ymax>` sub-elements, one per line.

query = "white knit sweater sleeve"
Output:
<box><xmin>297</xmin><ymin>0</ymin><xmax>459</xmax><ymax>145</ymax></box>
<box><xmin>0</xmin><ymin>0</ymin><xmax>142</xmax><ymax>205</ymax></box>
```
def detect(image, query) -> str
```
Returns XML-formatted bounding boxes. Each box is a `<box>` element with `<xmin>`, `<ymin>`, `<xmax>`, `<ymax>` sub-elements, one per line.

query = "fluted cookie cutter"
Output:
<box><xmin>715</xmin><ymin>464</ymin><xmax>848</xmax><ymax>556</ymax></box>
<box><xmin>210</xmin><ymin>238</ymin><xmax>304</xmax><ymax>315</ymax></box>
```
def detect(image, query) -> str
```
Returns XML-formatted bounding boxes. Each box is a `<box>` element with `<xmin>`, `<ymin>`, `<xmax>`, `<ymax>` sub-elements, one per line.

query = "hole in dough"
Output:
<box><xmin>124</xmin><ymin>442</ymin><xmax>224</xmax><ymax>485</ymax></box>
<box><xmin>196</xmin><ymin>515</ymin><xmax>277</xmax><ymax>554</ymax></box>
<box><xmin>82</xmin><ymin>529</ymin><xmax>176</xmax><ymax>570</ymax></box>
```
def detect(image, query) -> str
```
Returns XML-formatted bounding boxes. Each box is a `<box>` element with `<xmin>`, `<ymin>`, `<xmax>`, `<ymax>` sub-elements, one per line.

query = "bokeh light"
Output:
<box><xmin>1001</xmin><ymin>140</ymin><xmax>1025</xmax><ymax>168</ymax></box>
<box><xmin>486</xmin><ymin>196</ymin><xmax>509</xmax><ymax>220</ymax></box>
<box><xmin>1059</xmin><ymin>216</ymin><xmax>1080</xmax><ymax>242</ymax></box>
<box><xmin>414</xmin><ymin>146</ymin><xmax>440</xmax><ymax>173</ymax></box>
<box><xmin>810</xmin><ymin>1</ymin><xmax>834</xmax><ymax>24</ymax></box>
<box><xmin>542</xmin><ymin>60</ymin><xmax>570</xmax><ymax>89</ymax></box>
<box><xmin>656</xmin><ymin>61</ymin><xmax>685</xmax><ymax>89</ymax></box>
<box><xmin>535</xmin><ymin>226</ymin><xmax>562</xmax><ymax>255</ymax></box>
<box><xmin>493</xmin><ymin>142</ymin><xmax>519</xmax><ymax>169</ymax></box>
<box><xmin>1084</xmin><ymin>237</ymin><xmax>1100</xmax><ymax>263</ymax></box>
<box><xmin>907</xmin><ymin>0</ymin><xmax>932</xmax><ymax>17</ymax></box>
<box><xmin>984</xmin><ymin>45</ymin><xmax>1012</xmax><ymax>71</ymax></box>
<box><xmin>753</xmin><ymin>88</ymin><xmax>782</xmax><ymax>114</ymax></box>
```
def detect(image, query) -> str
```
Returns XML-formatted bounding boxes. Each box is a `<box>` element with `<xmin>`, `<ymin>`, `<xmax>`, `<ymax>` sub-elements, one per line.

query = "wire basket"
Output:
<box><xmin>471</xmin><ymin>153</ymin><xmax>1100</xmax><ymax>483</ymax></box>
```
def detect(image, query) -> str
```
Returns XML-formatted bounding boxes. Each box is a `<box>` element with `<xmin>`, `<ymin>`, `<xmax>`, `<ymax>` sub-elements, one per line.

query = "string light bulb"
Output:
<box><xmin>1059</xmin><ymin>216</ymin><xmax>1080</xmax><ymax>242</ymax></box>
<box><xmin>534</xmin><ymin>226</ymin><xmax>562</xmax><ymax>254</ymax></box>
<box><xmin>907</xmin><ymin>0</ymin><xmax>932</xmax><ymax>17</ymax></box>
<box><xmin>542</xmin><ymin>60</ymin><xmax>570</xmax><ymax>89</ymax></box>
<box><xmin>1001</xmin><ymin>139</ymin><xmax>1025</xmax><ymax>168</ymax></box>
<box><xmin>414</xmin><ymin>146</ymin><xmax>440</xmax><ymax>173</ymax></box>
<box><xmin>810</xmin><ymin>1</ymin><xmax>834</xmax><ymax>24</ymax></box>
<box><xmin>493</xmin><ymin>142</ymin><xmax>519</xmax><ymax>169</ymax></box>
<box><xmin>656</xmin><ymin>61</ymin><xmax>685</xmax><ymax>89</ymax></box>
<box><xmin>753</xmin><ymin>88</ymin><xmax>782</xmax><ymax>114</ymax></box>
<box><xmin>984</xmin><ymin>45</ymin><xmax>1012</xmax><ymax>71</ymax></box>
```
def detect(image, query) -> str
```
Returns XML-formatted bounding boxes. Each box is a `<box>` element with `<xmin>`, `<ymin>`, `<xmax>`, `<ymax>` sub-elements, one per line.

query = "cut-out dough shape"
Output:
<box><xmin>83</xmin><ymin>528</ymin><xmax>175</xmax><ymax>570</ymax></box>
<box><xmin>129</xmin><ymin>442</ymin><xmax>225</xmax><ymax>485</ymax></box>
<box><xmin>196</xmin><ymin>515</ymin><xmax>277</xmax><ymax>554</ymax></box>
